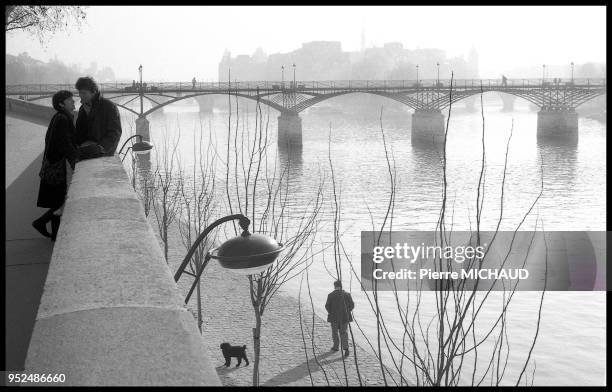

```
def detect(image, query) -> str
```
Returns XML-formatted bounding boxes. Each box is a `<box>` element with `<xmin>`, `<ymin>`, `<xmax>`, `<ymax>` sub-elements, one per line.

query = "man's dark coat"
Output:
<box><xmin>325</xmin><ymin>289</ymin><xmax>355</xmax><ymax>324</ymax></box>
<box><xmin>75</xmin><ymin>92</ymin><xmax>122</xmax><ymax>155</ymax></box>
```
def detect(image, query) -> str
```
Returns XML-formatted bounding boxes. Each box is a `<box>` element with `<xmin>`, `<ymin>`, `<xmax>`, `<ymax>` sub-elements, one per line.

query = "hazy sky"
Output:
<box><xmin>5</xmin><ymin>5</ymin><xmax>606</xmax><ymax>81</ymax></box>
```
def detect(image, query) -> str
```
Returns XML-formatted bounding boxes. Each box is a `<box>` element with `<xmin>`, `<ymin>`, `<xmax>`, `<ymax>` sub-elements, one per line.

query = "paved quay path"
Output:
<box><xmin>5</xmin><ymin>115</ymin><xmax>54</xmax><ymax>370</ymax></box>
<box><xmin>154</xmin><ymin>218</ymin><xmax>401</xmax><ymax>386</ymax></box>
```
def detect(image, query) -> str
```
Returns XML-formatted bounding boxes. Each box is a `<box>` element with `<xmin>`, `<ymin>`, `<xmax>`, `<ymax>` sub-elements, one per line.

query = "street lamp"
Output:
<box><xmin>174</xmin><ymin>214</ymin><xmax>284</xmax><ymax>304</ymax></box>
<box><xmin>416</xmin><ymin>64</ymin><xmax>419</xmax><ymax>86</ymax></box>
<box><xmin>138</xmin><ymin>64</ymin><xmax>143</xmax><ymax>115</ymax></box>
<box><xmin>118</xmin><ymin>134</ymin><xmax>154</xmax><ymax>162</ymax></box>
<box><xmin>571</xmin><ymin>62</ymin><xmax>574</xmax><ymax>84</ymax></box>
<box><xmin>436</xmin><ymin>62</ymin><xmax>440</xmax><ymax>86</ymax></box>
<box><xmin>292</xmin><ymin>63</ymin><xmax>296</xmax><ymax>89</ymax></box>
<box><xmin>542</xmin><ymin>64</ymin><xmax>546</xmax><ymax>84</ymax></box>
<box><xmin>281</xmin><ymin>65</ymin><xmax>285</xmax><ymax>89</ymax></box>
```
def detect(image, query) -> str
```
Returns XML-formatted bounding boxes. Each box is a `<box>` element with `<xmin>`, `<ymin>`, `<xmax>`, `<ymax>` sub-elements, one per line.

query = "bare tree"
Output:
<box><xmin>320</xmin><ymin>76</ymin><xmax>547</xmax><ymax>386</ymax></box>
<box><xmin>176</xmin><ymin>119</ymin><xmax>217</xmax><ymax>332</ymax></box>
<box><xmin>152</xmin><ymin>122</ymin><xmax>182</xmax><ymax>263</ymax></box>
<box><xmin>220</xmin><ymin>90</ymin><xmax>324</xmax><ymax>385</ymax></box>
<box><xmin>5</xmin><ymin>6</ymin><xmax>87</xmax><ymax>44</ymax></box>
<box><xmin>137</xmin><ymin>168</ymin><xmax>157</xmax><ymax>218</ymax></box>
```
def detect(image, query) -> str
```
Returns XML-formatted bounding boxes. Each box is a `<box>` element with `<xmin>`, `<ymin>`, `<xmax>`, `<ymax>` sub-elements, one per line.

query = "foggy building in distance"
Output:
<box><xmin>217</xmin><ymin>40</ymin><xmax>480</xmax><ymax>82</ymax></box>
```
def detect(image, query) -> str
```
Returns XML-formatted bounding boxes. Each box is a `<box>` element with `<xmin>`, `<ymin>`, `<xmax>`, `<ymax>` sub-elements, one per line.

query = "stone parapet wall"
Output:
<box><xmin>6</xmin><ymin>97</ymin><xmax>80</xmax><ymax>122</ymax></box>
<box><xmin>24</xmin><ymin>156</ymin><xmax>221</xmax><ymax>386</ymax></box>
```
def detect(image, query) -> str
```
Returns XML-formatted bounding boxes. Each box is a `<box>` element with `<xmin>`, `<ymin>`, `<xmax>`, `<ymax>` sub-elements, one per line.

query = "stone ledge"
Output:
<box><xmin>26</xmin><ymin>307</ymin><xmax>220</xmax><ymax>386</ymax></box>
<box><xmin>25</xmin><ymin>156</ymin><xmax>221</xmax><ymax>386</ymax></box>
<box><xmin>6</xmin><ymin>97</ymin><xmax>79</xmax><ymax>124</ymax></box>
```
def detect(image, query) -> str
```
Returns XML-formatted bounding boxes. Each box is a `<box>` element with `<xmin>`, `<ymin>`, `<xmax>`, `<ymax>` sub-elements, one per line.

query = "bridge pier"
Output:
<box><xmin>278</xmin><ymin>112</ymin><xmax>302</xmax><ymax>147</ymax></box>
<box><xmin>537</xmin><ymin>109</ymin><xmax>578</xmax><ymax>143</ymax></box>
<box><xmin>464</xmin><ymin>96</ymin><xmax>477</xmax><ymax>112</ymax></box>
<box><xmin>194</xmin><ymin>95</ymin><xmax>214</xmax><ymax>113</ymax></box>
<box><xmin>411</xmin><ymin>109</ymin><xmax>446</xmax><ymax>144</ymax></box>
<box><xmin>135</xmin><ymin>116</ymin><xmax>150</xmax><ymax>140</ymax></box>
<box><xmin>499</xmin><ymin>93</ymin><xmax>515</xmax><ymax>111</ymax></box>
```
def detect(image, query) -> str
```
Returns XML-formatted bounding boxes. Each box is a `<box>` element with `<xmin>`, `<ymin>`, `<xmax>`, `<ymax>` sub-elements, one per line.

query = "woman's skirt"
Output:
<box><xmin>36</xmin><ymin>160</ymin><xmax>73</xmax><ymax>210</ymax></box>
<box><xmin>36</xmin><ymin>180</ymin><xmax>67</xmax><ymax>209</ymax></box>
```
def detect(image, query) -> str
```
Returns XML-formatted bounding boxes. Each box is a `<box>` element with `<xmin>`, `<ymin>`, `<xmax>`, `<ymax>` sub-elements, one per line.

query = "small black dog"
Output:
<box><xmin>220</xmin><ymin>342</ymin><xmax>250</xmax><ymax>367</ymax></box>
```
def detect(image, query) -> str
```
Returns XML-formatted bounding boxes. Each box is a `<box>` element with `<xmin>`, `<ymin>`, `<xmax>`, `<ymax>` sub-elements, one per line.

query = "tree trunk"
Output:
<box><xmin>252</xmin><ymin>312</ymin><xmax>261</xmax><ymax>386</ymax></box>
<box><xmin>162</xmin><ymin>206</ymin><xmax>168</xmax><ymax>262</ymax></box>
<box><xmin>196</xmin><ymin>274</ymin><xmax>202</xmax><ymax>332</ymax></box>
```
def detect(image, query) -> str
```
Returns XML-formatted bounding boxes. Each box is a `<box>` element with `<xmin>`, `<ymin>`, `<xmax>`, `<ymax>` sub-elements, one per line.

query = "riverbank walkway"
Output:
<box><xmin>161</xmin><ymin>218</ymin><xmax>401</xmax><ymax>386</ymax></box>
<box><xmin>5</xmin><ymin>115</ymin><xmax>53</xmax><ymax>370</ymax></box>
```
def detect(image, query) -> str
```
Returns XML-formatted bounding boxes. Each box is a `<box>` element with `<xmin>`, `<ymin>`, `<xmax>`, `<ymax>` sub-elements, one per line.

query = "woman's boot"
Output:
<box><xmin>32</xmin><ymin>209</ymin><xmax>54</xmax><ymax>238</ymax></box>
<box><xmin>50</xmin><ymin>215</ymin><xmax>61</xmax><ymax>242</ymax></box>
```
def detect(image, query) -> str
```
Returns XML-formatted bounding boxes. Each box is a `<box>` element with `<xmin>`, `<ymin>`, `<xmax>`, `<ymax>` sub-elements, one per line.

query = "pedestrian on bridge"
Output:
<box><xmin>502</xmin><ymin>75</ymin><xmax>508</xmax><ymax>87</ymax></box>
<box><xmin>32</xmin><ymin>90</ymin><xmax>79</xmax><ymax>241</ymax></box>
<box><xmin>325</xmin><ymin>280</ymin><xmax>355</xmax><ymax>358</ymax></box>
<box><xmin>192</xmin><ymin>77</ymin><xmax>196</xmax><ymax>89</ymax></box>
<box><xmin>74</xmin><ymin>77</ymin><xmax>122</xmax><ymax>157</ymax></box>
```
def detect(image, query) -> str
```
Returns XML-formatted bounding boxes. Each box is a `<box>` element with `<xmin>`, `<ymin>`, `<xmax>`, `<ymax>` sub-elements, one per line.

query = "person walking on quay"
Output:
<box><xmin>74</xmin><ymin>76</ymin><xmax>122</xmax><ymax>157</ymax></box>
<box><xmin>325</xmin><ymin>280</ymin><xmax>355</xmax><ymax>357</ymax></box>
<box><xmin>32</xmin><ymin>90</ymin><xmax>79</xmax><ymax>242</ymax></box>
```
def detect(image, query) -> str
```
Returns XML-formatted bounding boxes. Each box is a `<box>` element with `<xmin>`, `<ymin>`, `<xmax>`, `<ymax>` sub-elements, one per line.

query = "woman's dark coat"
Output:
<box><xmin>36</xmin><ymin>111</ymin><xmax>78</xmax><ymax>209</ymax></box>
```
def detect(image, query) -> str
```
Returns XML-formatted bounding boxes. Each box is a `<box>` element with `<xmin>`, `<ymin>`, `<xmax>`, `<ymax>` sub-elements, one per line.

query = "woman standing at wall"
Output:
<box><xmin>32</xmin><ymin>90</ymin><xmax>78</xmax><ymax>242</ymax></box>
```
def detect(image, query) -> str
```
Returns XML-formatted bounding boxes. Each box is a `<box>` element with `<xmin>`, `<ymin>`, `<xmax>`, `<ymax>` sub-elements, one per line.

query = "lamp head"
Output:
<box><xmin>132</xmin><ymin>140</ymin><xmax>154</xmax><ymax>154</ymax></box>
<box><xmin>209</xmin><ymin>232</ymin><xmax>284</xmax><ymax>275</ymax></box>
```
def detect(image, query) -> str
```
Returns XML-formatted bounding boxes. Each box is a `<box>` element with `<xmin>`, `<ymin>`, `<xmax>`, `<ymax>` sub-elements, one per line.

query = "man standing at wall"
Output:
<box><xmin>325</xmin><ymin>280</ymin><xmax>355</xmax><ymax>357</ymax></box>
<box><xmin>74</xmin><ymin>76</ymin><xmax>122</xmax><ymax>156</ymax></box>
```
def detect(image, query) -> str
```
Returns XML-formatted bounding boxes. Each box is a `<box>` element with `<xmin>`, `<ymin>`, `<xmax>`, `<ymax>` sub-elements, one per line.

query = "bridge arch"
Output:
<box><xmin>287</xmin><ymin>90</ymin><xmax>419</xmax><ymax>112</ymax></box>
<box><xmin>432</xmin><ymin>88</ymin><xmax>606</xmax><ymax>110</ymax></box>
<box><xmin>137</xmin><ymin>92</ymin><xmax>289</xmax><ymax>117</ymax></box>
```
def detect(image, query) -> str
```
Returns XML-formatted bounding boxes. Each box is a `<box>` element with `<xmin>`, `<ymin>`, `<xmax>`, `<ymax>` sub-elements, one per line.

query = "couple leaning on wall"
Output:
<box><xmin>32</xmin><ymin>76</ymin><xmax>123</xmax><ymax>241</ymax></box>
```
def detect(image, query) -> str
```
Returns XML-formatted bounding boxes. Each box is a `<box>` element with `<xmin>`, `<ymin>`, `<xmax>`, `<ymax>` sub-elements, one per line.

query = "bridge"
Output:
<box><xmin>6</xmin><ymin>78</ymin><xmax>606</xmax><ymax>145</ymax></box>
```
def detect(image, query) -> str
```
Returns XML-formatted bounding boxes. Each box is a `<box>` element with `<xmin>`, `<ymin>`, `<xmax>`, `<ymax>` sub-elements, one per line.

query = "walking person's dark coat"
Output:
<box><xmin>325</xmin><ymin>288</ymin><xmax>355</xmax><ymax>324</ymax></box>
<box><xmin>325</xmin><ymin>281</ymin><xmax>355</xmax><ymax>356</ymax></box>
<box><xmin>75</xmin><ymin>92</ymin><xmax>122</xmax><ymax>156</ymax></box>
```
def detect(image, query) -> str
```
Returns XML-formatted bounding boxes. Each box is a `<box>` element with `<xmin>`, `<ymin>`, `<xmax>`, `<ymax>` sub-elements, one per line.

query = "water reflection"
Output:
<box><xmin>410</xmin><ymin>137</ymin><xmax>444</xmax><ymax>184</ymax></box>
<box><xmin>536</xmin><ymin>138</ymin><xmax>578</xmax><ymax>195</ymax></box>
<box><xmin>277</xmin><ymin>143</ymin><xmax>303</xmax><ymax>175</ymax></box>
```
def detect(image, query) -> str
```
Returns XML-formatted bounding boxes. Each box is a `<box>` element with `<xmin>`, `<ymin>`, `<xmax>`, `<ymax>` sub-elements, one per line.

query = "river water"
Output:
<box><xmin>110</xmin><ymin>93</ymin><xmax>605</xmax><ymax>386</ymax></box>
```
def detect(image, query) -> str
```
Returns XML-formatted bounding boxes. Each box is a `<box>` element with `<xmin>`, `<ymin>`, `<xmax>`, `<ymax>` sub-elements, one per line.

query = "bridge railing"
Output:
<box><xmin>6</xmin><ymin>79</ymin><xmax>606</xmax><ymax>95</ymax></box>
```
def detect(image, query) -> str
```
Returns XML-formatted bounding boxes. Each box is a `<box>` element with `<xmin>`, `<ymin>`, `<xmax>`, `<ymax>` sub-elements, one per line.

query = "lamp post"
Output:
<box><xmin>292</xmin><ymin>63</ymin><xmax>296</xmax><ymax>90</ymax></box>
<box><xmin>281</xmin><ymin>65</ymin><xmax>285</xmax><ymax>89</ymax></box>
<box><xmin>174</xmin><ymin>214</ymin><xmax>284</xmax><ymax>304</ymax></box>
<box><xmin>542</xmin><ymin>64</ymin><xmax>546</xmax><ymax>84</ymax></box>
<box><xmin>416</xmin><ymin>64</ymin><xmax>419</xmax><ymax>86</ymax></box>
<box><xmin>118</xmin><ymin>134</ymin><xmax>154</xmax><ymax>162</ymax></box>
<box><xmin>138</xmin><ymin>64</ymin><xmax>143</xmax><ymax>115</ymax></box>
<box><xmin>571</xmin><ymin>62</ymin><xmax>574</xmax><ymax>84</ymax></box>
<box><xmin>436</xmin><ymin>62</ymin><xmax>440</xmax><ymax>86</ymax></box>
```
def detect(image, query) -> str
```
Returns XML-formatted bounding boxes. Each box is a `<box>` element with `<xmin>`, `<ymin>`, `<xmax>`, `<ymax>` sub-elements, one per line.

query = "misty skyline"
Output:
<box><xmin>5</xmin><ymin>6</ymin><xmax>606</xmax><ymax>82</ymax></box>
